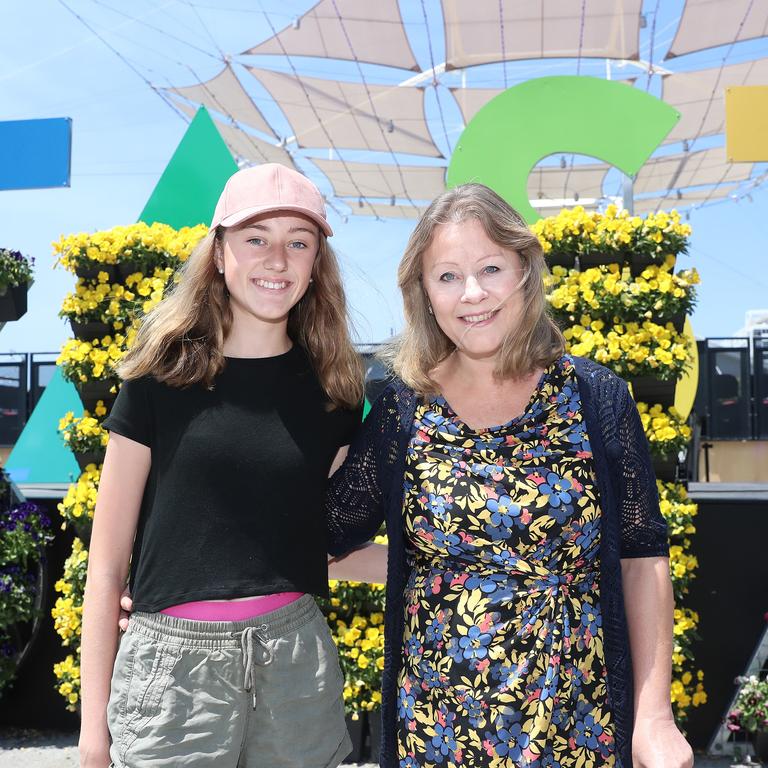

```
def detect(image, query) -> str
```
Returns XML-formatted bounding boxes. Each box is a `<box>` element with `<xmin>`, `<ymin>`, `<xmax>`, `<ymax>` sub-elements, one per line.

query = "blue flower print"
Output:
<box><xmin>492</xmin><ymin>713</ymin><xmax>530</xmax><ymax>761</ymax></box>
<box><xmin>540</xmin><ymin>471</ymin><xmax>573</xmax><ymax>507</ymax></box>
<box><xmin>406</xmin><ymin>636</ymin><xmax>424</xmax><ymax>658</ymax></box>
<box><xmin>431</xmin><ymin>528</ymin><xmax>463</xmax><ymax>555</ymax></box>
<box><xmin>485</xmin><ymin>494</ymin><xmax>524</xmax><ymax>538</ymax></box>
<box><xmin>549</xmin><ymin>502</ymin><xmax>574</xmax><ymax>525</ymax></box>
<box><xmin>458</xmin><ymin>625</ymin><xmax>493</xmax><ymax>661</ymax></box>
<box><xmin>464</xmin><ymin>572</ymin><xmax>507</xmax><ymax>594</ymax></box>
<box><xmin>398</xmin><ymin>686</ymin><xmax>415</xmax><ymax>720</ymax></box>
<box><xmin>399</xmin><ymin>756</ymin><xmax>419</xmax><ymax>768</ymax></box>
<box><xmin>427</xmin><ymin>722</ymin><xmax>457</xmax><ymax>762</ymax></box>
<box><xmin>538</xmin><ymin>746</ymin><xmax>563</xmax><ymax>768</ymax></box>
<box><xmin>428</xmin><ymin>492</ymin><xmax>452</xmax><ymax>519</ymax></box>
<box><xmin>574</xmin><ymin>518</ymin><xmax>600</xmax><ymax>551</ymax></box>
<box><xmin>572</xmin><ymin>713</ymin><xmax>604</xmax><ymax>751</ymax></box>
<box><xmin>425</xmin><ymin>614</ymin><xmax>447</xmax><ymax>644</ymax></box>
<box><xmin>580</xmin><ymin>605</ymin><xmax>602</xmax><ymax>637</ymax></box>
<box><xmin>419</xmin><ymin>661</ymin><xmax>444</xmax><ymax>689</ymax></box>
<box><xmin>529</xmin><ymin>666</ymin><xmax>559</xmax><ymax>702</ymax></box>
<box><xmin>555</xmin><ymin>383</ymin><xmax>580</xmax><ymax>418</ymax></box>
<box><xmin>458</xmin><ymin>691</ymin><xmax>485</xmax><ymax>727</ymax></box>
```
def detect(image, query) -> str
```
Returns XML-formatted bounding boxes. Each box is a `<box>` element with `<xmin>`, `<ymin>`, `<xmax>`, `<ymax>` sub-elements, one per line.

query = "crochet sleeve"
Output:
<box><xmin>325</xmin><ymin>387</ymin><xmax>398</xmax><ymax>557</ymax></box>
<box><xmin>612</xmin><ymin>382</ymin><xmax>670</xmax><ymax>559</ymax></box>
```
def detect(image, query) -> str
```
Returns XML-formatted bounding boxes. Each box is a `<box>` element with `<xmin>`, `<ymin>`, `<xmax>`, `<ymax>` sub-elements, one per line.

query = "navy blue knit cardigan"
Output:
<box><xmin>326</xmin><ymin>357</ymin><xmax>670</xmax><ymax>768</ymax></box>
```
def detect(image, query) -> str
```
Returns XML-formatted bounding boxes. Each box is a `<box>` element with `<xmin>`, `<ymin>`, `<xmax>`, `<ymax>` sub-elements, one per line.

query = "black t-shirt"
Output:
<box><xmin>102</xmin><ymin>345</ymin><xmax>361</xmax><ymax>612</ymax></box>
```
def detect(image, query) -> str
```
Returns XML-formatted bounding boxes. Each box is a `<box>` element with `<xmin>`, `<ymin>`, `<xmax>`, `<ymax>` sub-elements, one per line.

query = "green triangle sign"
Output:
<box><xmin>140</xmin><ymin>106</ymin><xmax>238</xmax><ymax>227</ymax></box>
<box><xmin>7</xmin><ymin>107</ymin><xmax>238</xmax><ymax>486</ymax></box>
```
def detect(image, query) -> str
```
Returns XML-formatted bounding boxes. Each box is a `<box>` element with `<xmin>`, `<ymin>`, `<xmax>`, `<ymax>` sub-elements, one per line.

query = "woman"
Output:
<box><xmin>326</xmin><ymin>184</ymin><xmax>693</xmax><ymax>768</ymax></box>
<box><xmin>79</xmin><ymin>163</ymin><xmax>362</xmax><ymax>768</ymax></box>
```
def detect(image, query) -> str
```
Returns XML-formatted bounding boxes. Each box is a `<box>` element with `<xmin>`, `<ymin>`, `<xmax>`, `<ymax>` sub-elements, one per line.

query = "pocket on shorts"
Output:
<box><xmin>125</xmin><ymin>635</ymin><xmax>177</xmax><ymax>720</ymax></box>
<box><xmin>108</xmin><ymin>628</ymin><xmax>179</xmax><ymax>757</ymax></box>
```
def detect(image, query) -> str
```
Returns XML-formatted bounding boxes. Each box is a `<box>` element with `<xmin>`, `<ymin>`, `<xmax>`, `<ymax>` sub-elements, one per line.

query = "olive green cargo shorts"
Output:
<box><xmin>107</xmin><ymin>594</ymin><xmax>351</xmax><ymax>767</ymax></box>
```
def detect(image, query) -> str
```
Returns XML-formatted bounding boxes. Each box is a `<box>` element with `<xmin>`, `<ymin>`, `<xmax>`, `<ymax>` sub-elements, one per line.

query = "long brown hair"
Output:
<box><xmin>118</xmin><ymin>228</ymin><xmax>364</xmax><ymax>410</ymax></box>
<box><xmin>387</xmin><ymin>183</ymin><xmax>564</xmax><ymax>395</ymax></box>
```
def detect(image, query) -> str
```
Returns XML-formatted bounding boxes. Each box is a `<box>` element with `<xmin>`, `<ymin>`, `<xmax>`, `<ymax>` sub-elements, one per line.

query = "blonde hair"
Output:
<box><xmin>118</xmin><ymin>228</ymin><xmax>364</xmax><ymax>410</ymax></box>
<box><xmin>388</xmin><ymin>183</ymin><xmax>564</xmax><ymax>395</ymax></box>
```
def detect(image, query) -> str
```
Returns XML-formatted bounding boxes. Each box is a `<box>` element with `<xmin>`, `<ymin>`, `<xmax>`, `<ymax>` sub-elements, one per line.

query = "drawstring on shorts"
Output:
<box><xmin>233</xmin><ymin>624</ymin><xmax>274</xmax><ymax>709</ymax></box>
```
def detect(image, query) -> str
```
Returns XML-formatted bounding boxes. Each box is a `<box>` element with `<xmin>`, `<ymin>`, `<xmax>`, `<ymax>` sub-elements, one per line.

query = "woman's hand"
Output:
<box><xmin>118</xmin><ymin>587</ymin><xmax>133</xmax><ymax>632</ymax></box>
<box><xmin>632</xmin><ymin>714</ymin><xmax>693</xmax><ymax>768</ymax></box>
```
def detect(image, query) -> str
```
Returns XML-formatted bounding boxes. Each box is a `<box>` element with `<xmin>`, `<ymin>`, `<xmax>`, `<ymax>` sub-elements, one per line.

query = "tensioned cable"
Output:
<box><xmin>328</xmin><ymin>0</ymin><xmax>421</xmax><ymax>208</ymax></box>
<box><xmin>499</xmin><ymin>0</ymin><xmax>508</xmax><ymax>88</ymax></box>
<box><xmin>661</xmin><ymin>0</ymin><xmax>758</xmax><ymax>211</ymax></box>
<box><xmin>419</xmin><ymin>0</ymin><xmax>452</xmax><ymax>157</ymax></box>
<box><xmin>56</xmin><ymin>0</ymin><xmax>187</xmax><ymax>121</ymax></box>
<box><xmin>645</xmin><ymin>0</ymin><xmax>662</xmax><ymax>92</ymax></box>
<box><xmin>88</xmin><ymin>0</ymin><xmax>220</xmax><ymax>60</ymax></box>
<box><xmin>561</xmin><ymin>0</ymin><xmax>588</xmax><ymax>199</ymax></box>
<box><xmin>255</xmin><ymin>3</ymin><xmax>380</xmax><ymax>219</ymax></box>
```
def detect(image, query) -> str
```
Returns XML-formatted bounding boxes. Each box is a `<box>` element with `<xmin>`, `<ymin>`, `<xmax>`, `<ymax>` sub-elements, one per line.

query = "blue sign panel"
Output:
<box><xmin>0</xmin><ymin>117</ymin><xmax>72</xmax><ymax>191</ymax></box>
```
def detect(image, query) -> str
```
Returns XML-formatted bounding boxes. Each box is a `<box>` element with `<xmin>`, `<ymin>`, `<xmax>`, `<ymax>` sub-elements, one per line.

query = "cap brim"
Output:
<box><xmin>211</xmin><ymin>204</ymin><xmax>333</xmax><ymax>237</ymax></box>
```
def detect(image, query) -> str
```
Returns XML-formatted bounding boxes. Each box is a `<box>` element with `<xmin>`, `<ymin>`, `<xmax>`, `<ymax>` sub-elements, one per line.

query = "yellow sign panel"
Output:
<box><xmin>726</xmin><ymin>85</ymin><xmax>768</xmax><ymax>162</ymax></box>
<box><xmin>674</xmin><ymin>317</ymin><xmax>698</xmax><ymax>420</ymax></box>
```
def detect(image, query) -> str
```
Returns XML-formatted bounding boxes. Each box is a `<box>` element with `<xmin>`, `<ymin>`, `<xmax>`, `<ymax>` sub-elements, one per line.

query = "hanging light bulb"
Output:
<box><xmin>560</xmin><ymin>156</ymin><xmax>567</xmax><ymax>169</ymax></box>
<box><xmin>292</xmin><ymin>16</ymin><xmax>300</xmax><ymax>29</ymax></box>
<box><xmin>358</xmin><ymin>198</ymin><xmax>364</xmax><ymax>208</ymax></box>
<box><xmin>390</xmin><ymin>195</ymin><xmax>396</xmax><ymax>206</ymax></box>
<box><xmin>386</xmin><ymin>120</ymin><xmax>395</xmax><ymax>133</ymax></box>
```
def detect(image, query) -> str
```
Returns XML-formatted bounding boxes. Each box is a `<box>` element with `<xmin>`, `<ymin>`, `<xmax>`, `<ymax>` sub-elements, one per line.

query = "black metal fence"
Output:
<box><xmin>0</xmin><ymin>353</ymin><xmax>58</xmax><ymax>446</ymax></box>
<box><xmin>695</xmin><ymin>335</ymin><xmax>768</xmax><ymax>440</ymax></box>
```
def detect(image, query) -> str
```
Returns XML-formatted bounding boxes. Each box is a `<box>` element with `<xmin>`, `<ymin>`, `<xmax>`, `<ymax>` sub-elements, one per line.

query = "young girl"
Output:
<box><xmin>78</xmin><ymin>163</ymin><xmax>363</xmax><ymax>768</ymax></box>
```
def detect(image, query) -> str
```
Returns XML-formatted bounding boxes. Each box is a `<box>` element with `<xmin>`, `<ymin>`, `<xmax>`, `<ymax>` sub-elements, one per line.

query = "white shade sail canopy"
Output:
<box><xmin>172</xmin><ymin>100</ymin><xmax>294</xmax><ymax>168</ymax></box>
<box><xmin>633</xmin><ymin>147</ymin><xmax>752</xmax><ymax>195</ymax></box>
<box><xmin>242</xmin><ymin>0</ymin><xmax>420</xmax><ymax>72</ymax></box>
<box><xmin>668</xmin><ymin>0</ymin><xmax>768</xmax><ymax>58</ymax></box>
<box><xmin>442</xmin><ymin>0</ymin><xmax>642</xmax><ymax>70</ymax></box>
<box><xmin>166</xmin><ymin>64</ymin><xmax>276</xmax><ymax>139</ymax></box>
<box><xmin>247</xmin><ymin>68</ymin><xmax>442</xmax><ymax>157</ymax></box>
<box><xmin>661</xmin><ymin>59</ymin><xmax>768</xmax><ymax>144</ymax></box>
<box><xmin>529</xmin><ymin>164</ymin><xmax>608</xmax><ymax>201</ymax></box>
<box><xmin>347</xmin><ymin>201</ymin><xmax>427</xmax><ymax>218</ymax></box>
<box><xmin>633</xmin><ymin>184</ymin><xmax>739</xmax><ymax>214</ymax></box>
<box><xmin>311</xmin><ymin>159</ymin><xmax>446</xmax><ymax>200</ymax></box>
<box><xmin>451</xmin><ymin>79</ymin><xmax>635</xmax><ymax>127</ymax></box>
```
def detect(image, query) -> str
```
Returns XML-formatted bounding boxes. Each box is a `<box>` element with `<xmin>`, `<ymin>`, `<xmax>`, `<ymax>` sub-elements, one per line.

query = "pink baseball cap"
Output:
<box><xmin>210</xmin><ymin>163</ymin><xmax>333</xmax><ymax>236</ymax></box>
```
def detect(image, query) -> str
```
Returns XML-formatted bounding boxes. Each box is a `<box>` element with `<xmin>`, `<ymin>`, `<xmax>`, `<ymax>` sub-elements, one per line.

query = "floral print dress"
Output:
<box><xmin>396</xmin><ymin>356</ymin><xmax>616</xmax><ymax>768</ymax></box>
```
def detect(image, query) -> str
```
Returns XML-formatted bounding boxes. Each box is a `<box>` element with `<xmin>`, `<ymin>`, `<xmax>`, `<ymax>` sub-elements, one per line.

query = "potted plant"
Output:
<box><xmin>0</xmin><ymin>500</ymin><xmax>54</xmax><ymax>695</ymax></box>
<box><xmin>727</xmin><ymin>675</ymin><xmax>768</xmax><ymax>761</ymax></box>
<box><xmin>0</xmin><ymin>248</ymin><xmax>34</xmax><ymax>321</ymax></box>
<box><xmin>59</xmin><ymin>409</ymin><xmax>109</xmax><ymax>470</ymax></box>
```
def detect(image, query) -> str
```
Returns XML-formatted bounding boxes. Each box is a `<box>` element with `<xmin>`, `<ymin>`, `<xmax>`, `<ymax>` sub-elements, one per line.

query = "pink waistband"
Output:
<box><xmin>160</xmin><ymin>592</ymin><xmax>304</xmax><ymax>621</ymax></box>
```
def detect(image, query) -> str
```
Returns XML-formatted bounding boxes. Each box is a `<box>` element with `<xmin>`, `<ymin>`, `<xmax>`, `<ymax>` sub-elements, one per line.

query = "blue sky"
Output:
<box><xmin>1</xmin><ymin>0</ymin><xmax>767</xmax><ymax>354</ymax></box>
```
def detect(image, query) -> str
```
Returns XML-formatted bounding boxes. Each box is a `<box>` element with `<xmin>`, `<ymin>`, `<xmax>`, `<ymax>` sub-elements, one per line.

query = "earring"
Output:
<box><xmin>309</xmin><ymin>278</ymin><xmax>314</xmax><ymax>283</ymax></box>
<box><xmin>428</xmin><ymin>304</ymin><xmax>434</xmax><ymax>315</ymax></box>
<box><xmin>218</xmin><ymin>267</ymin><xmax>224</xmax><ymax>274</ymax></box>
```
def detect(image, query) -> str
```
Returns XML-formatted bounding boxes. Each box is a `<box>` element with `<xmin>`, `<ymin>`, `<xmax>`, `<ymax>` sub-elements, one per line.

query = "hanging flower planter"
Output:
<box><xmin>652</xmin><ymin>453</ymin><xmax>679</xmax><ymax>482</ymax></box>
<box><xmin>0</xmin><ymin>283</ymin><xmax>29</xmax><ymax>322</ymax></box>
<box><xmin>630</xmin><ymin>252</ymin><xmax>674</xmax><ymax>277</ymax></box>
<box><xmin>73</xmin><ymin>450</ymin><xmax>105</xmax><ymax>472</ymax></box>
<box><xmin>117</xmin><ymin>260</ymin><xmax>142</xmax><ymax>280</ymax></box>
<box><xmin>69</xmin><ymin>319</ymin><xmax>112</xmax><ymax>342</ymax></box>
<box><xmin>76</xmin><ymin>379</ymin><xmax>118</xmax><ymax>413</ymax></box>
<box><xmin>668</xmin><ymin>312</ymin><xmax>686</xmax><ymax>333</ymax></box>
<box><xmin>629</xmin><ymin>376</ymin><xmax>677</xmax><ymax>409</ymax></box>
<box><xmin>74</xmin><ymin>263</ymin><xmax>117</xmax><ymax>282</ymax></box>
<box><xmin>578</xmin><ymin>253</ymin><xmax>621</xmax><ymax>270</ymax></box>
<box><xmin>545</xmin><ymin>252</ymin><xmax>576</xmax><ymax>269</ymax></box>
